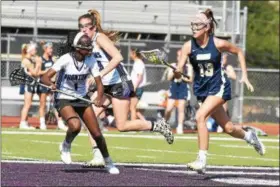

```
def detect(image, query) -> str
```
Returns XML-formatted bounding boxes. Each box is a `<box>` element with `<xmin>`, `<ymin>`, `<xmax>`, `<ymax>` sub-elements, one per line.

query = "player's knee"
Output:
<box><xmin>224</xmin><ymin>123</ymin><xmax>234</xmax><ymax>134</ymax></box>
<box><xmin>116</xmin><ymin>124</ymin><xmax>127</xmax><ymax>132</ymax></box>
<box><xmin>195</xmin><ymin>112</ymin><xmax>206</xmax><ymax>125</ymax></box>
<box><xmin>68</xmin><ymin>120</ymin><xmax>81</xmax><ymax>133</ymax></box>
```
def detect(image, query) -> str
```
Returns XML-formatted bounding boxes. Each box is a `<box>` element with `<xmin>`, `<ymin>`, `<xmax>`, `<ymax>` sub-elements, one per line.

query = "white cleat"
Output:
<box><xmin>105</xmin><ymin>162</ymin><xmax>120</xmax><ymax>175</ymax></box>
<box><xmin>153</xmin><ymin>118</ymin><xmax>174</xmax><ymax>144</ymax></box>
<box><xmin>19</xmin><ymin>122</ymin><xmax>36</xmax><ymax>130</ymax></box>
<box><xmin>57</xmin><ymin>120</ymin><xmax>68</xmax><ymax>131</ymax></box>
<box><xmin>187</xmin><ymin>157</ymin><xmax>206</xmax><ymax>174</ymax></box>
<box><xmin>82</xmin><ymin>148</ymin><xmax>105</xmax><ymax>168</ymax></box>
<box><xmin>176</xmin><ymin>126</ymin><xmax>183</xmax><ymax>134</ymax></box>
<box><xmin>40</xmin><ymin>123</ymin><xmax>47</xmax><ymax>130</ymax></box>
<box><xmin>59</xmin><ymin>142</ymin><xmax>72</xmax><ymax>164</ymax></box>
<box><xmin>246</xmin><ymin>130</ymin><xmax>266</xmax><ymax>156</ymax></box>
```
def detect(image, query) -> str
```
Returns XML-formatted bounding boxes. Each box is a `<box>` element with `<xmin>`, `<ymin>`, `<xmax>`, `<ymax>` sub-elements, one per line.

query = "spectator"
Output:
<box><xmin>129</xmin><ymin>48</ymin><xmax>147</xmax><ymax>120</ymax></box>
<box><xmin>19</xmin><ymin>42</ymin><xmax>41</xmax><ymax>129</ymax></box>
<box><xmin>39</xmin><ymin>41</ymin><xmax>68</xmax><ymax>131</ymax></box>
<box><xmin>164</xmin><ymin>49</ymin><xmax>193</xmax><ymax>134</ymax></box>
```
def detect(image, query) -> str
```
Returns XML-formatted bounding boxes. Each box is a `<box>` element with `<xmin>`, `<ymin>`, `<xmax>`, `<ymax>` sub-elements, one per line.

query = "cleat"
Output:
<box><xmin>176</xmin><ymin>126</ymin><xmax>183</xmax><ymax>134</ymax></box>
<box><xmin>153</xmin><ymin>118</ymin><xmax>174</xmax><ymax>144</ymax></box>
<box><xmin>246</xmin><ymin>129</ymin><xmax>266</xmax><ymax>156</ymax></box>
<box><xmin>82</xmin><ymin>148</ymin><xmax>105</xmax><ymax>168</ymax></box>
<box><xmin>59</xmin><ymin>142</ymin><xmax>72</xmax><ymax>164</ymax></box>
<box><xmin>187</xmin><ymin>157</ymin><xmax>206</xmax><ymax>174</ymax></box>
<box><xmin>57</xmin><ymin>120</ymin><xmax>68</xmax><ymax>131</ymax></box>
<box><xmin>105</xmin><ymin>159</ymin><xmax>120</xmax><ymax>174</ymax></box>
<box><xmin>19</xmin><ymin>122</ymin><xmax>35</xmax><ymax>130</ymax></box>
<box><xmin>40</xmin><ymin>123</ymin><xmax>47</xmax><ymax>130</ymax></box>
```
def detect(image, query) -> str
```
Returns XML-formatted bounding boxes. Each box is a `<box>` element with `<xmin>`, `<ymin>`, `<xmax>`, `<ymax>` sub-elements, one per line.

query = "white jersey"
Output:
<box><xmin>91</xmin><ymin>32</ymin><xmax>131</xmax><ymax>85</ymax></box>
<box><xmin>131</xmin><ymin>59</ymin><xmax>147</xmax><ymax>88</ymax></box>
<box><xmin>52</xmin><ymin>53</ymin><xmax>99</xmax><ymax>100</ymax></box>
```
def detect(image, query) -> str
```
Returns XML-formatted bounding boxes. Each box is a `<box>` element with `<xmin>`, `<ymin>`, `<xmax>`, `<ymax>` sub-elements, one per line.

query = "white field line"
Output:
<box><xmin>136</xmin><ymin>155</ymin><xmax>156</xmax><ymax>159</ymax></box>
<box><xmin>23</xmin><ymin>140</ymin><xmax>79</xmax><ymax>146</ymax></box>
<box><xmin>134</xmin><ymin>168</ymin><xmax>279</xmax><ymax>176</ymax></box>
<box><xmin>219</xmin><ymin>144</ymin><xmax>279</xmax><ymax>149</ymax></box>
<box><xmin>212</xmin><ymin>178</ymin><xmax>279</xmax><ymax>186</ymax></box>
<box><xmin>1</xmin><ymin>159</ymin><xmax>279</xmax><ymax>171</ymax></box>
<box><xmin>2</xmin><ymin>131</ymin><xmax>279</xmax><ymax>143</ymax></box>
<box><xmin>111</xmin><ymin>146</ymin><xmax>278</xmax><ymax>162</ymax></box>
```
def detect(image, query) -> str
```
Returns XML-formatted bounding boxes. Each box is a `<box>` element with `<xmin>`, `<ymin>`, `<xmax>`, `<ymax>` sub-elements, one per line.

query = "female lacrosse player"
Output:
<box><xmin>78</xmin><ymin>9</ymin><xmax>173</xmax><ymax>167</ymax></box>
<box><xmin>39</xmin><ymin>41</ymin><xmax>68</xmax><ymax>131</ymax></box>
<box><xmin>129</xmin><ymin>48</ymin><xmax>147</xmax><ymax>121</ymax></box>
<box><xmin>164</xmin><ymin>49</ymin><xmax>193</xmax><ymax>134</ymax></box>
<box><xmin>174</xmin><ymin>8</ymin><xmax>265</xmax><ymax>173</ymax></box>
<box><xmin>41</xmin><ymin>32</ymin><xmax>119</xmax><ymax>174</ymax></box>
<box><xmin>19</xmin><ymin>42</ymin><xmax>42</xmax><ymax>130</ymax></box>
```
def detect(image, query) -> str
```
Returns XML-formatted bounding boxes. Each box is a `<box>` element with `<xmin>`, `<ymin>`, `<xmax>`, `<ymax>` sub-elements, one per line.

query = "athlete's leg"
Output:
<box><xmin>195</xmin><ymin>96</ymin><xmax>225</xmax><ymax>150</ymax></box>
<box><xmin>211</xmin><ymin>105</ymin><xmax>265</xmax><ymax>155</ymax></box>
<box><xmin>77</xmin><ymin>106</ymin><xmax>109</xmax><ymax>159</ymax></box>
<box><xmin>38</xmin><ymin>93</ymin><xmax>47</xmax><ymax>130</ymax></box>
<box><xmin>130</xmin><ymin>96</ymin><xmax>139</xmax><ymax>120</ymax></box>
<box><xmin>58</xmin><ymin>105</ymin><xmax>81</xmax><ymax>164</ymax></box>
<box><xmin>164</xmin><ymin>98</ymin><xmax>176</xmax><ymax>122</ymax></box>
<box><xmin>177</xmin><ymin>99</ymin><xmax>186</xmax><ymax>134</ymax></box>
<box><xmin>112</xmin><ymin>97</ymin><xmax>174</xmax><ymax>144</ymax></box>
<box><xmin>19</xmin><ymin>91</ymin><xmax>35</xmax><ymax>129</ymax></box>
<box><xmin>112</xmin><ymin>97</ymin><xmax>152</xmax><ymax>131</ymax></box>
<box><xmin>187</xmin><ymin>96</ymin><xmax>225</xmax><ymax>173</ymax></box>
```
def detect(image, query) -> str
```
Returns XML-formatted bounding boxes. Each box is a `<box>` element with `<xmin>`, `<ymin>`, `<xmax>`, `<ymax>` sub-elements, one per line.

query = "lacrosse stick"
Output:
<box><xmin>9</xmin><ymin>68</ymin><xmax>107</xmax><ymax>108</ymax></box>
<box><xmin>140</xmin><ymin>49</ymin><xmax>190</xmax><ymax>79</ymax></box>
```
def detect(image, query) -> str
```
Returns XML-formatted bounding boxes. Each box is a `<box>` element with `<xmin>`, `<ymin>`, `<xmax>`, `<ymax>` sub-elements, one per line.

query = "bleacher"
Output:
<box><xmin>2</xmin><ymin>1</ymin><xmax>228</xmax><ymax>36</ymax></box>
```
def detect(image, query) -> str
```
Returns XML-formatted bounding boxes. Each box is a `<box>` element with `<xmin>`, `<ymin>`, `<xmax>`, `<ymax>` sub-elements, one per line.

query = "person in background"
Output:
<box><xmin>39</xmin><ymin>41</ymin><xmax>68</xmax><ymax>131</ymax></box>
<box><xmin>19</xmin><ymin>42</ymin><xmax>41</xmax><ymax>130</ymax></box>
<box><xmin>164</xmin><ymin>49</ymin><xmax>193</xmax><ymax>134</ymax></box>
<box><xmin>129</xmin><ymin>48</ymin><xmax>147</xmax><ymax>121</ymax></box>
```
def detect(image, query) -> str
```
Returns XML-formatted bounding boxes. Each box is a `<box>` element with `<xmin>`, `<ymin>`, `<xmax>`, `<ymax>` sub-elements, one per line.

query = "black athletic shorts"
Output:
<box><xmin>89</xmin><ymin>80</ymin><xmax>135</xmax><ymax>99</ymax></box>
<box><xmin>54</xmin><ymin>95</ymin><xmax>91</xmax><ymax>116</ymax></box>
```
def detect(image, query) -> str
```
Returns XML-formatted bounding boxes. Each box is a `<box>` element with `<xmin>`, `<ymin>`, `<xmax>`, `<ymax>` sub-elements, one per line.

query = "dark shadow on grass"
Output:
<box><xmin>62</xmin><ymin>168</ymin><xmax>107</xmax><ymax>173</ymax></box>
<box><xmin>203</xmin><ymin>174</ymin><xmax>239</xmax><ymax>180</ymax></box>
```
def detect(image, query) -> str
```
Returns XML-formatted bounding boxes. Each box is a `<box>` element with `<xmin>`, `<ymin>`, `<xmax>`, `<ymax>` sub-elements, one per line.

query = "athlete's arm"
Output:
<box><xmin>96</xmin><ymin>33</ymin><xmax>123</xmax><ymax>78</ymax></box>
<box><xmin>181</xmin><ymin>63</ymin><xmax>194</xmax><ymax>83</ymax></box>
<box><xmin>93</xmin><ymin>76</ymin><xmax>104</xmax><ymax>107</ymax></box>
<box><xmin>225</xmin><ymin>65</ymin><xmax>237</xmax><ymax>80</ymax></box>
<box><xmin>175</xmin><ymin>41</ymin><xmax>191</xmax><ymax>79</ymax></box>
<box><xmin>22</xmin><ymin>58</ymin><xmax>38</xmax><ymax>77</ymax></box>
<box><xmin>214</xmin><ymin>38</ymin><xmax>254</xmax><ymax>92</ymax></box>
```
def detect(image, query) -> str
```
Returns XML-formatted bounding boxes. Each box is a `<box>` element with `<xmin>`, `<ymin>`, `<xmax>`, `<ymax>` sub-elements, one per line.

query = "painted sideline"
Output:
<box><xmin>2</xmin><ymin>131</ymin><xmax>279</xmax><ymax>142</ymax></box>
<box><xmin>1</xmin><ymin>159</ymin><xmax>279</xmax><ymax>170</ymax></box>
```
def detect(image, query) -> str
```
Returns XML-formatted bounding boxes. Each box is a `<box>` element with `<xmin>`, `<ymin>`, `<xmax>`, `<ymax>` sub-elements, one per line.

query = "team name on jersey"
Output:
<box><xmin>196</xmin><ymin>53</ymin><xmax>211</xmax><ymax>60</ymax></box>
<box><xmin>64</xmin><ymin>74</ymin><xmax>88</xmax><ymax>81</ymax></box>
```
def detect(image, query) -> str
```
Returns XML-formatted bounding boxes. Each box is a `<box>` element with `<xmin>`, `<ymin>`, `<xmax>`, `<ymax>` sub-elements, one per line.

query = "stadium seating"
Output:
<box><xmin>2</xmin><ymin>1</ymin><xmax>226</xmax><ymax>36</ymax></box>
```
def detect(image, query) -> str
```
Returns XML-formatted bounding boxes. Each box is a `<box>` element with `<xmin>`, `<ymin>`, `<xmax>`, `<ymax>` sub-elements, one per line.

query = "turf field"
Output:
<box><xmin>2</xmin><ymin>128</ymin><xmax>279</xmax><ymax>167</ymax></box>
<box><xmin>2</xmin><ymin>128</ymin><xmax>279</xmax><ymax>186</ymax></box>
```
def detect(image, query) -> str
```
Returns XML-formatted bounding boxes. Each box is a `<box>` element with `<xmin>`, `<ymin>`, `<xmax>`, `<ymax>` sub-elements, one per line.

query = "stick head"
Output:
<box><xmin>140</xmin><ymin>49</ymin><xmax>168</xmax><ymax>64</ymax></box>
<box><xmin>9</xmin><ymin>68</ymin><xmax>36</xmax><ymax>86</ymax></box>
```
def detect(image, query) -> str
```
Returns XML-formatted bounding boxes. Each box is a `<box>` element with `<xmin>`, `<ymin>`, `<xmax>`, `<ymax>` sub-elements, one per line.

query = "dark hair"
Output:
<box><xmin>55</xmin><ymin>31</ymin><xmax>77</xmax><ymax>57</ymax></box>
<box><xmin>78</xmin><ymin>9</ymin><xmax>120</xmax><ymax>43</ymax></box>
<box><xmin>202</xmin><ymin>8</ymin><xmax>218</xmax><ymax>34</ymax></box>
<box><xmin>131</xmin><ymin>48</ymin><xmax>142</xmax><ymax>59</ymax></box>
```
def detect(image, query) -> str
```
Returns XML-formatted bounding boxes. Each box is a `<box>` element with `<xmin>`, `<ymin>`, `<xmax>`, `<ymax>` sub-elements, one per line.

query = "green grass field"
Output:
<box><xmin>2</xmin><ymin>128</ymin><xmax>279</xmax><ymax>167</ymax></box>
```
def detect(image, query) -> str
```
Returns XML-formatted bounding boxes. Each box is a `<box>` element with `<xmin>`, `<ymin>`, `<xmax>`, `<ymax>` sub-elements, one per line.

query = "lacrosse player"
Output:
<box><xmin>174</xmin><ymin>8</ymin><xmax>265</xmax><ymax>173</ymax></box>
<box><xmin>41</xmin><ymin>32</ymin><xmax>119</xmax><ymax>174</ymax></box>
<box><xmin>77</xmin><ymin>9</ymin><xmax>174</xmax><ymax>168</ymax></box>
<box><xmin>164</xmin><ymin>49</ymin><xmax>193</xmax><ymax>134</ymax></box>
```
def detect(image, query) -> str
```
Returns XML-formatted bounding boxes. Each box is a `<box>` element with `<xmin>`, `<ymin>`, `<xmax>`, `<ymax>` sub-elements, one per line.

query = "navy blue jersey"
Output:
<box><xmin>189</xmin><ymin>35</ymin><xmax>231</xmax><ymax>102</ymax></box>
<box><xmin>41</xmin><ymin>56</ymin><xmax>54</xmax><ymax>71</ymax></box>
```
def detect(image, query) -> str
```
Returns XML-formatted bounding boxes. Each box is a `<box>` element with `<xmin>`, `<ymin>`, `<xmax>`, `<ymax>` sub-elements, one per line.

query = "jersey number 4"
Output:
<box><xmin>93</xmin><ymin>52</ymin><xmax>104</xmax><ymax>71</ymax></box>
<box><xmin>198</xmin><ymin>62</ymin><xmax>214</xmax><ymax>77</ymax></box>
